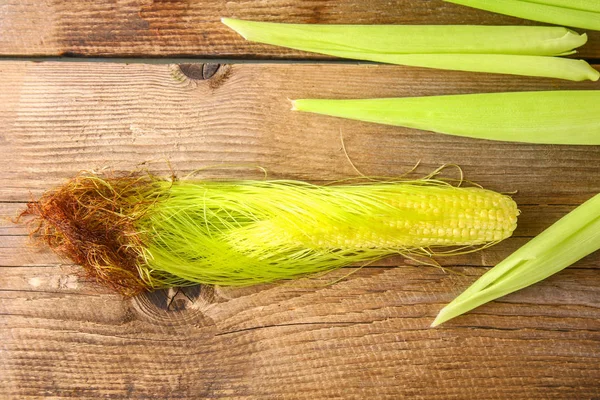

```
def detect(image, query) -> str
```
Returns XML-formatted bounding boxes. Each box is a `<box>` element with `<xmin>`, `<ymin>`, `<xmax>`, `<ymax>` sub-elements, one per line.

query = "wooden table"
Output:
<box><xmin>1</xmin><ymin>1</ymin><xmax>599</xmax><ymax>398</ymax></box>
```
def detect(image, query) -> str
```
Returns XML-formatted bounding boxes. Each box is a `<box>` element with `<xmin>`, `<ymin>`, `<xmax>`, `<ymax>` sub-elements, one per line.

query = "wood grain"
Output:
<box><xmin>1</xmin><ymin>61</ymin><xmax>599</xmax><ymax>203</ymax></box>
<box><xmin>0</xmin><ymin>0</ymin><xmax>599</xmax><ymax>59</ymax></box>
<box><xmin>2</xmin><ymin>267</ymin><xmax>599</xmax><ymax>399</ymax></box>
<box><xmin>1</xmin><ymin>61</ymin><xmax>599</xmax><ymax>399</ymax></box>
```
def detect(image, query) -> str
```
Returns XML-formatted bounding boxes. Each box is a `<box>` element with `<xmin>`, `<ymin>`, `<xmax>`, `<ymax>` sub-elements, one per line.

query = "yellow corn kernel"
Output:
<box><xmin>293</xmin><ymin>187</ymin><xmax>518</xmax><ymax>249</ymax></box>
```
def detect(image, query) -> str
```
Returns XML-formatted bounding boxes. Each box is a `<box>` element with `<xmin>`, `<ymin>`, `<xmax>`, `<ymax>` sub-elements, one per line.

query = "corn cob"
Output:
<box><xmin>22</xmin><ymin>173</ymin><xmax>519</xmax><ymax>295</ymax></box>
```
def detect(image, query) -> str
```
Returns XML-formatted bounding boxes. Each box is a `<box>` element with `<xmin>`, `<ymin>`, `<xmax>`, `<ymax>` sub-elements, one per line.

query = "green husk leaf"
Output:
<box><xmin>524</xmin><ymin>0</ymin><xmax>600</xmax><ymax>13</ymax></box>
<box><xmin>446</xmin><ymin>0</ymin><xmax>600</xmax><ymax>31</ymax></box>
<box><xmin>432</xmin><ymin>193</ymin><xmax>600</xmax><ymax>327</ymax></box>
<box><xmin>222</xmin><ymin>18</ymin><xmax>596</xmax><ymax>80</ymax></box>
<box><xmin>292</xmin><ymin>90</ymin><xmax>600</xmax><ymax>145</ymax></box>
<box><xmin>222</xmin><ymin>18</ymin><xmax>587</xmax><ymax>56</ymax></box>
<box><xmin>331</xmin><ymin>53</ymin><xmax>598</xmax><ymax>81</ymax></box>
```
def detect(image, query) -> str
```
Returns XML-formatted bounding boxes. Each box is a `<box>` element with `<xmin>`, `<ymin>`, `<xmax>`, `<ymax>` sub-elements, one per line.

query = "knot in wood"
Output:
<box><xmin>131</xmin><ymin>286</ymin><xmax>210</xmax><ymax>326</ymax></box>
<box><xmin>178</xmin><ymin>63</ymin><xmax>221</xmax><ymax>80</ymax></box>
<box><xmin>145</xmin><ymin>286</ymin><xmax>202</xmax><ymax>312</ymax></box>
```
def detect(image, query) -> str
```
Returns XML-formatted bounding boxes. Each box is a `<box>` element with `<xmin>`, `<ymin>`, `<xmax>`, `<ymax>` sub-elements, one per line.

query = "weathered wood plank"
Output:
<box><xmin>1</xmin><ymin>61</ymin><xmax>599</xmax><ymax>399</ymax></box>
<box><xmin>0</xmin><ymin>0</ymin><xmax>599</xmax><ymax>59</ymax></box>
<box><xmin>0</xmin><ymin>203</ymin><xmax>28</xmax><ymax>236</ymax></box>
<box><xmin>2</xmin><ymin>266</ymin><xmax>599</xmax><ymax>399</ymax></box>
<box><xmin>1</xmin><ymin>61</ymin><xmax>599</xmax><ymax>204</ymax></box>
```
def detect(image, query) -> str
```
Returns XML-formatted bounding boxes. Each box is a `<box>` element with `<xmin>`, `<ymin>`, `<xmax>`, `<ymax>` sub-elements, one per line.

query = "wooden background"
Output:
<box><xmin>1</xmin><ymin>1</ymin><xmax>599</xmax><ymax>399</ymax></box>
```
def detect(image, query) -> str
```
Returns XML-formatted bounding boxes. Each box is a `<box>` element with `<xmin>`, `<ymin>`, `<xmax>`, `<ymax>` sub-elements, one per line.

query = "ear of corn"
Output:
<box><xmin>432</xmin><ymin>193</ymin><xmax>600</xmax><ymax>327</ymax></box>
<box><xmin>22</xmin><ymin>173</ymin><xmax>518</xmax><ymax>295</ymax></box>
<box><xmin>292</xmin><ymin>90</ymin><xmax>600</xmax><ymax>145</ymax></box>
<box><xmin>222</xmin><ymin>18</ymin><xmax>597</xmax><ymax>81</ymax></box>
<box><xmin>445</xmin><ymin>0</ymin><xmax>600</xmax><ymax>31</ymax></box>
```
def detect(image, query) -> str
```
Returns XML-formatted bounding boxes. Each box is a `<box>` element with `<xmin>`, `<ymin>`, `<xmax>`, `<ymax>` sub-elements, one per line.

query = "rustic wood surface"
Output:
<box><xmin>1</xmin><ymin>0</ymin><xmax>600</xmax><ymax>397</ymax></box>
<box><xmin>1</xmin><ymin>61</ymin><xmax>599</xmax><ymax>399</ymax></box>
<box><xmin>0</xmin><ymin>0</ymin><xmax>599</xmax><ymax>59</ymax></box>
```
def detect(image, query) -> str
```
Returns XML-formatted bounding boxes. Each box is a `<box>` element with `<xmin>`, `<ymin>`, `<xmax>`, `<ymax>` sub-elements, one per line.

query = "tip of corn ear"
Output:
<box><xmin>290</xmin><ymin>100</ymin><xmax>298</xmax><ymax>111</ymax></box>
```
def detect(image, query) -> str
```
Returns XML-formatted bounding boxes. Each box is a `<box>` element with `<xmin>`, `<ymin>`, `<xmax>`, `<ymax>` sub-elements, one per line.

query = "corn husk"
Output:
<box><xmin>292</xmin><ymin>91</ymin><xmax>600</xmax><ymax>145</ymax></box>
<box><xmin>222</xmin><ymin>18</ymin><xmax>598</xmax><ymax>81</ymax></box>
<box><xmin>446</xmin><ymin>0</ymin><xmax>600</xmax><ymax>31</ymax></box>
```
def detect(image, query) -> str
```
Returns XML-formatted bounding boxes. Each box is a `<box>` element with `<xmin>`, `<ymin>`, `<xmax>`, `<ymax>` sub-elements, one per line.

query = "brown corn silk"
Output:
<box><xmin>20</xmin><ymin>174</ymin><xmax>161</xmax><ymax>296</ymax></box>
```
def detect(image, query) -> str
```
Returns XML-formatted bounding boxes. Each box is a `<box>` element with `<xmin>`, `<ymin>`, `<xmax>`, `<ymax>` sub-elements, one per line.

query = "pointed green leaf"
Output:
<box><xmin>446</xmin><ymin>0</ymin><xmax>600</xmax><ymax>31</ymax></box>
<box><xmin>222</xmin><ymin>18</ymin><xmax>596</xmax><ymax>80</ymax></box>
<box><xmin>222</xmin><ymin>18</ymin><xmax>587</xmax><ymax>56</ymax></box>
<box><xmin>292</xmin><ymin>91</ymin><xmax>600</xmax><ymax>145</ymax></box>
<box><xmin>525</xmin><ymin>0</ymin><xmax>600</xmax><ymax>13</ymax></box>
